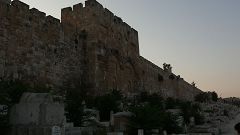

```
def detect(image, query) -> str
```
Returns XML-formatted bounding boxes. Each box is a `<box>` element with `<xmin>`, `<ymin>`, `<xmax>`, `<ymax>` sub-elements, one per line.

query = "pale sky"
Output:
<box><xmin>18</xmin><ymin>0</ymin><xmax>240</xmax><ymax>98</ymax></box>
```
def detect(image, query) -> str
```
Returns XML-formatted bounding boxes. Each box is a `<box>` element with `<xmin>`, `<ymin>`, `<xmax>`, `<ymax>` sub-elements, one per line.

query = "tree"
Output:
<box><xmin>194</xmin><ymin>92</ymin><xmax>210</xmax><ymax>102</ymax></box>
<box><xmin>94</xmin><ymin>89</ymin><xmax>122</xmax><ymax>121</ymax></box>
<box><xmin>211</xmin><ymin>91</ymin><xmax>218</xmax><ymax>102</ymax></box>
<box><xmin>180</xmin><ymin>102</ymin><xmax>204</xmax><ymax>125</ymax></box>
<box><xmin>129</xmin><ymin>104</ymin><xmax>183</xmax><ymax>135</ymax></box>
<box><xmin>165</xmin><ymin>97</ymin><xmax>182</xmax><ymax>109</ymax></box>
<box><xmin>195</xmin><ymin>91</ymin><xmax>218</xmax><ymax>102</ymax></box>
<box><xmin>65</xmin><ymin>89</ymin><xmax>85</xmax><ymax>126</ymax></box>
<box><xmin>162</xmin><ymin>113</ymin><xmax>183</xmax><ymax>134</ymax></box>
<box><xmin>191</xmin><ymin>82</ymin><xmax>196</xmax><ymax>87</ymax></box>
<box><xmin>163</xmin><ymin>63</ymin><xmax>172</xmax><ymax>72</ymax></box>
<box><xmin>0</xmin><ymin>80</ymin><xmax>29</xmax><ymax>105</ymax></box>
<box><xmin>147</xmin><ymin>93</ymin><xmax>164</xmax><ymax>108</ymax></box>
<box><xmin>137</xmin><ymin>92</ymin><xmax>164</xmax><ymax>108</ymax></box>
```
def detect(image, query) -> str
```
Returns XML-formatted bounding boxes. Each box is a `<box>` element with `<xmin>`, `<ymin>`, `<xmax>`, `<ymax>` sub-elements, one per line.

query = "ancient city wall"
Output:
<box><xmin>0</xmin><ymin>0</ymin><xmax>202</xmax><ymax>99</ymax></box>
<box><xmin>60</xmin><ymin>0</ymin><xmax>142</xmax><ymax>94</ymax></box>
<box><xmin>139</xmin><ymin>57</ymin><xmax>201</xmax><ymax>100</ymax></box>
<box><xmin>0</xmin><ymin>0</ymin><xmax>87</xmax><ymax>89</ymax></box>
<box><xmin>61</xmin><ymin>0</ymin><xmax>139</xmax><ymax>59</ymax></box>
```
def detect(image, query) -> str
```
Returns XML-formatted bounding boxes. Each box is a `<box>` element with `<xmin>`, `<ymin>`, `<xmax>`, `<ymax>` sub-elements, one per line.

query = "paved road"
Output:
<box><xmin>220</xmin><ymin>113</ymin><xmax>240</xmax><ymax>135</ymax></box>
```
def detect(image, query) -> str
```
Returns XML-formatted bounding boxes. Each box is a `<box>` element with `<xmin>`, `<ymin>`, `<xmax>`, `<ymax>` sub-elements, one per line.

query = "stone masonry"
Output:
<box><xmin>10</xmin><ymin>93</ymin><xmax>65</xmax><ymax>135</ymax></box>
<box><xmin>0</xmin><ymin>0</ymin><xmax>202</xmax><ymax>100</ymax></box>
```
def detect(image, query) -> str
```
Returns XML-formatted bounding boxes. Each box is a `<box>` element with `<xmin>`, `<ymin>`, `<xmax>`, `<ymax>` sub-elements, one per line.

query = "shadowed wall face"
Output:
<box><xmin>0</xmin><ymin>0</ymin><xmax>85</xmax><ymax>88</ymax></box>
<box><xmin>0</xmin><ymin>0</ymin><xmax>202</xmax><ymax>100</ymax></box>
<box><xmin>15</xmin><ymin>0</ymin><xmax>240</xmax><ymax>98</ymax></box>
<box><xmin>0</xmin><ymin>0</ymin><xmax>10</xmax><ymax>4</ymax></box>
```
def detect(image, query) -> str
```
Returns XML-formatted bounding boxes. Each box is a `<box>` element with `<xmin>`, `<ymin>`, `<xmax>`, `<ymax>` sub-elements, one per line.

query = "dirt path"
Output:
<box><xmin>220</xmin><ymin>113</ymin><xmax>240</xmax><ymax>135</ymax></box>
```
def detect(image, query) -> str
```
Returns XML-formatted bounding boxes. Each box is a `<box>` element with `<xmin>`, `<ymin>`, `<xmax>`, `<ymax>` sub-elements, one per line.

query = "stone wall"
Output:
<box><xmin>61</xmin><ymin>0</ymin><xmax>141</xmax><ymax>94</ymax></box>
<box><xmin>10</xmin><ymin>93</ymin><xmax>65</xmax><ymax>135</ymax></box>
<box><xmin>0</xmin><ymin>0</ymin><xmax>10</xmax><ymax>4</ymax></box>
<box><xmin>0</xmin><ymin>0</ymin><xmax>202</xmax><ymax>100</ymax></box>
<box><xmin>139</xmin><ymin>57</ymin><xmax>201</xmax><ymax>100</ymax></box>
<box><xmin>0</xmin><ymin>0</ymin><xmax>87</xmax><ymax>89</ymax></box>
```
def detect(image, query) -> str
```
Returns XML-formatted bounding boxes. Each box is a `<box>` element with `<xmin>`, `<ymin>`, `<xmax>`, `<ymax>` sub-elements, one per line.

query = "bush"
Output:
<box><xmin>94</xmin><ymin>89</ymin><xmax>122</xmax><ymax>121</ymax></box>
<box><xmin>194</xmin><ymin>92</ymin><xmax>211</xmax><ymax>102</ymax></box>
<box><xmin>211</xmin><ymin>91</ymin><xmax>218</xmax><ymax>102</ymax></box>
<box><xmin>180</xmin><ymin>102</ymin><xmax>204</xmax><ymax>125</ymax></box>
<box><xmin>129</xmin><ymin>104</ymin><xmax>183</xmax><ymax>135</ymax></box>
<box><xmin>195</xmin><ymin>91</ymin><xmax>219</xmax><ymax>102</ymax></box>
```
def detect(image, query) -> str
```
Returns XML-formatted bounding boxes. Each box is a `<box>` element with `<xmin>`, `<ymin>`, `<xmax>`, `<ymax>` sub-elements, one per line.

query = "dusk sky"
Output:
<box><xmin>19</xmin><ymin>0</ymin><xmax>240</xmax><ymax>98</ymax></box>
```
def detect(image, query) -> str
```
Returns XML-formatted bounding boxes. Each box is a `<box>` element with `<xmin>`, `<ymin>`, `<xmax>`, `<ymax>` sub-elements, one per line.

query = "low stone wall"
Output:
<box><xmin>11</xmin><ymin>126</ymin><xmax>52</xmax><ymax>135</ymax></box>
<box><xmin>107</xmin><ymin>132</ymin><xmax>123</xmax><ymax>135</ymax></box>
<box><xmin>65</xmin><ymin>127</ymin><xmax>106</xmax><ymax>135</ymax></box>
<box><xmin>189</xmin><ymin>133</ymin><xmax>212</xmax><ymax>135</ymax></box>
<box><xmin>9</xmin><ymin>93</ymin><xmax>66</xmax><ymax>135</ymax></box>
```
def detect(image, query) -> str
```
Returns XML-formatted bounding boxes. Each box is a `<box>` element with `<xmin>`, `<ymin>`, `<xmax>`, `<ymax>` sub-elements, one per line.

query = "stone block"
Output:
<box><xmin>0</xmin><ymin>0</ymin><xmax>10</xmax><ymax>4</ymax></box>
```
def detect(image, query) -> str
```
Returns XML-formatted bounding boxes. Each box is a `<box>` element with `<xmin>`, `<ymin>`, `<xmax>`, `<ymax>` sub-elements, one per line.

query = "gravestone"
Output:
<box><xmin>10</xmin><ymin>93</ymin><xmax>66</xmax><ymax>135</ymax></box>
<box><xmin>52</xmin><ymin>126</ymin><xmax>61</xmax><ymax>135</ymax></box>
<box><xmin>138</xmin><ymin>129</ymin><xmax>144</xmax><ymax>135</ymax></box>
<box><xmin>0</xmin><ymin>104</ymin><xmax>8</xmax><ymax>115</ymax></box>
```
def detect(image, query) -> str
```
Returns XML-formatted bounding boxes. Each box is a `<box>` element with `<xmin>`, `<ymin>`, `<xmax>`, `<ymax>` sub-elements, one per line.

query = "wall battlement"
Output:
<box><xmin>11</xmin><ymin>0</ymin><xmax>29</xmax><ymax>11</ymax></box>
<box><xmin>30</xmin><ymin>8</ymin><xmax>46</xmax><ymax>20</ymax></box>
<box><xmin>0</xmin><ymin>0</ymin><xmax>202</xmax><ymax>100</ymax></box>
<box><xmin>0</xmin><ymin>0</ymin><xmax>10</xmax><ymax>4</ymax></box>
<box><xmin>61</xmin><ymin>0</ymin><xmax>139</xmax><ymax>51</ymax></box>
<box><xmin>1</xmin><ymin>0</ymin><xmax>137</xmax><ymax>48</ymax></box>
<box><xmin>0</xmin><ymin>0</ymin><xmax>61</xmax><ymax>29</ymax></box>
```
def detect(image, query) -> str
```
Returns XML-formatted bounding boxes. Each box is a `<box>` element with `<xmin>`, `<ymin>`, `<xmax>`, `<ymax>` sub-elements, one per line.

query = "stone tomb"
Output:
<box><xmin>10</xmin><ymin>93</ymin><xmax>66</xmax><ymax>135</ymax></box>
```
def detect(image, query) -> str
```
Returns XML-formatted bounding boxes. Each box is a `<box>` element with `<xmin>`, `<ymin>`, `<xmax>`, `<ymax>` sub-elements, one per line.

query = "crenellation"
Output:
<box><xmin>30</xmin><ymin>8</ymin><xmax>46</xmax><ymax>19</ymax></box>
<box><xmin>0</xmin><ymin>0</ymin><xmax>202</xmax><ymax>100</ymax></box>
<box><xmin>0</xmin><ymin>0</ymin><xmax>10</xmax><ymax>4</ymax></box>
<box><xmin>0</xmin><ymin>2</ymin><xmax>10</xmax><ymax>16</ymax></box>
<box><xmin>11</xmin><ymin>0</ymin><xmax>29</xmax><ymax>12</ymax></box>
<box><xmin>61</xmin><ymin>7</ymin><xmax>73</xmax><ymax>24</ymax></box>
<box><xmin>73</xmin><ymin>3</ymin><xmax>83</xmax><ymax>13</ymax></box>
<box><xmin>113</xmin><ymin>16</ymin><xmax>123</xmax><ymax>24</ymax></box>
<box><xmin>62</xmin><ymin>7</ymin><xmax>73</xmax><ymax>13</ymax></box>
<box><xmin>104</xmin><ymin>8</ymin><xmax>114</xmax><ymax>19</ymax></box>
<box><xmin>121</xmin><ymin>22</ymin><xmax>134</xmax><ymax>35</ymax></box>
<box><xmin>140</xmin><ymin>56</ymin><xmax>160</xmax><ymax>71</ymax></box>
<box><xmin>85</xmin><ymin>0</ymin><xmax>103</xmax><ymax>9</ymax></box>
<box><xmin>130</xmin><ymin>28</ymin><xmax>139</xmax><ymax>45</ymax></box>
<box><xmin>131</xmin><ymin>28</ymin><xmax>138</xmax><ymax>36</ymax></box>
<box><xmin>60</xmin><ymin>0</ymin><xmax>139</xmax><ymax>52</ymax></box>
<box><xmin>46</xmin><ymin>15</ymin><xmax>60</xmax><ymax>25</ymax></box>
